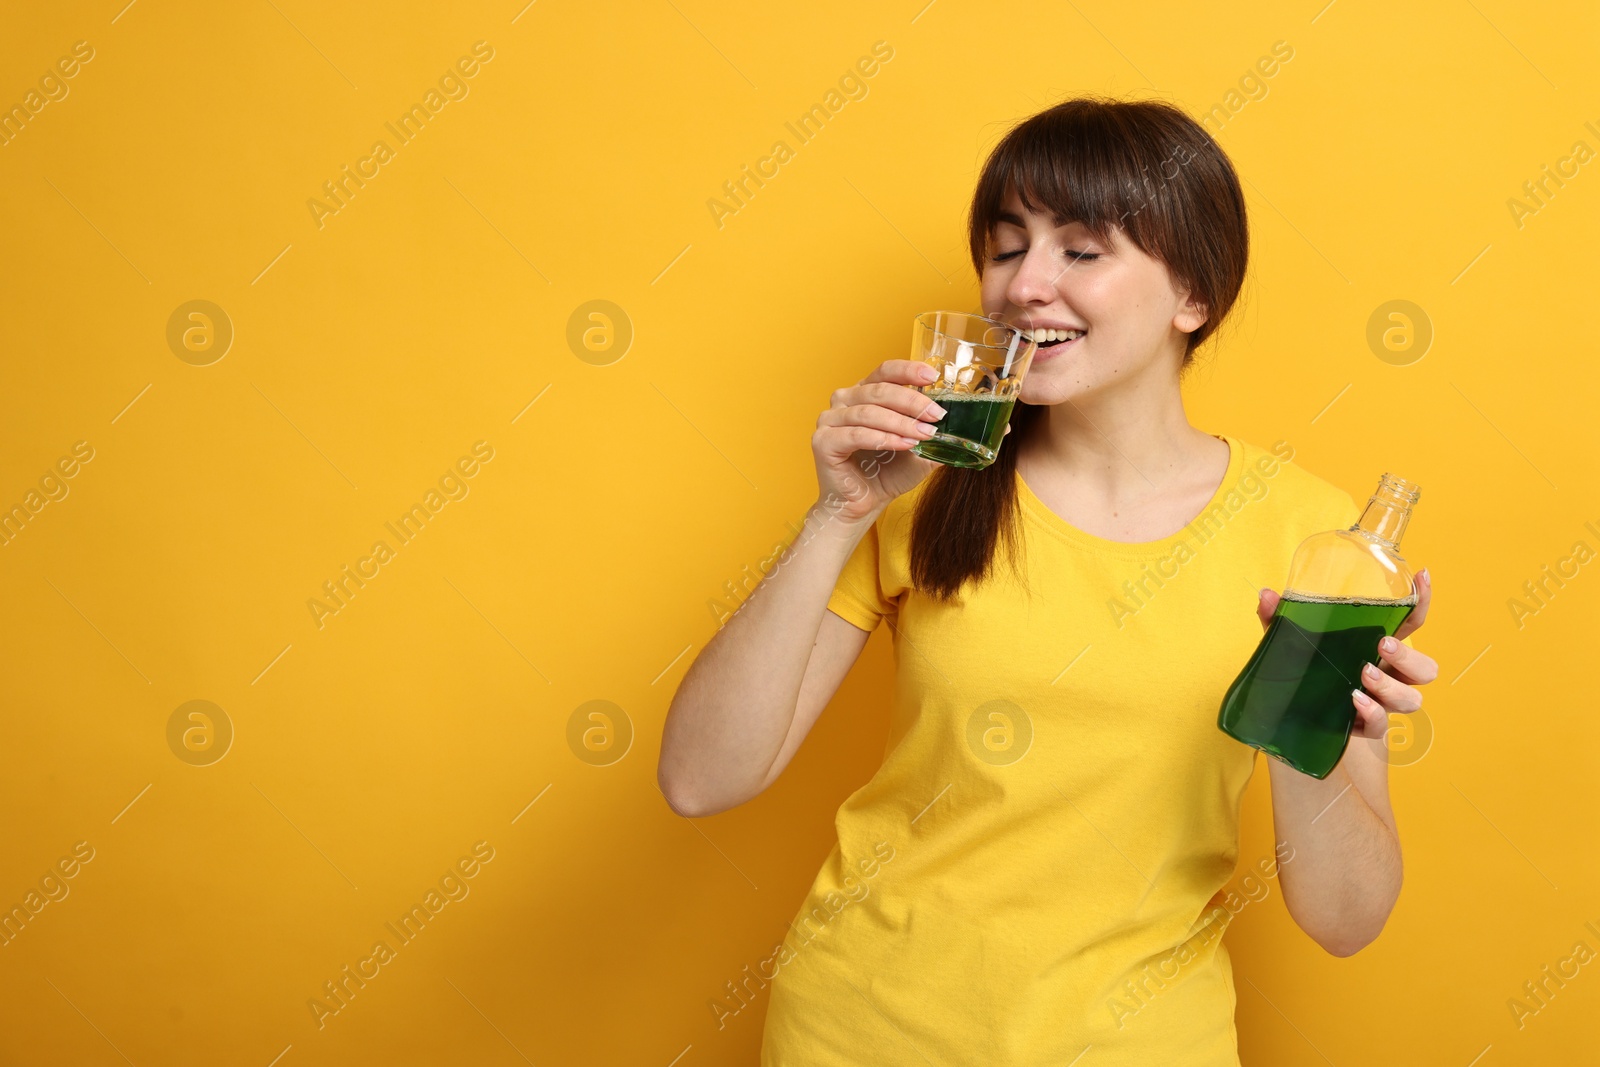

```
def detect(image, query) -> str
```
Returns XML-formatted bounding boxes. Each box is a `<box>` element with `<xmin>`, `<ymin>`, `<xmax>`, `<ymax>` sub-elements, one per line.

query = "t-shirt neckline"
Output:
<box><xmin>1014</xmin><ymin>433</ymin><xmax>1242</xmax><ymax>560</ymax></box>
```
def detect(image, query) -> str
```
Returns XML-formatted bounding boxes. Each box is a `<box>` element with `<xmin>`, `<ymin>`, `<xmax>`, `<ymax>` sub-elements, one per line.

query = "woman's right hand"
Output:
<box><xmin>811</xmin><ymin>359</ymin><xmax>951</xmax><ymax>527</ymax></box>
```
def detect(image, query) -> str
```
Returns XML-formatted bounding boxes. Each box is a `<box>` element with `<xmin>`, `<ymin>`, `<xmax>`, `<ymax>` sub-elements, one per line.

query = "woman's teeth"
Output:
<box><xmin>1025</xmin><ymin>328</ymin><xmax>1085</xmax><ymax>347</ymax></box>
<box><xmin>1026</xmin><ymin>328</ymin><xmax>1084</xmax><ymax>340</ymax></box>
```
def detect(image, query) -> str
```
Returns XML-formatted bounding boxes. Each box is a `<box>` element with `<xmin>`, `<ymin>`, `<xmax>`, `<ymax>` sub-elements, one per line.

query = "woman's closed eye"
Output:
<box><xmin>991</xmin><ymin>248</ymin><xmax>1101</xmax><ymax>262</ymax></box>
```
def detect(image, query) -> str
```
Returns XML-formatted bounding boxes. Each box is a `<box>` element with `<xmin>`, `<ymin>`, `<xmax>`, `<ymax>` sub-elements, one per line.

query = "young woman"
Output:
<box><xmin>659</xmin><ymin>97</ymin><xmax>1437</xmax><ymax>1065</ymax></box>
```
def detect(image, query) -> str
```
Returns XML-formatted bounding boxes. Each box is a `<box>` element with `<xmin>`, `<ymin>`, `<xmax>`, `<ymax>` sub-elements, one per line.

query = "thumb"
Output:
<box><xmin>1256</xmin><ymin>588</ymin><xmax>1279</xmax><ymax>631</ymax></box>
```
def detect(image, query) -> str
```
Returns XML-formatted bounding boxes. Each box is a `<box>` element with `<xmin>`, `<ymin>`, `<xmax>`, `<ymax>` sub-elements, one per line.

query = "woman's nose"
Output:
<box><xmin>1006</xmin><ymin>245</ymin><xmax>1063</xmax><ymax>306</ymax></box>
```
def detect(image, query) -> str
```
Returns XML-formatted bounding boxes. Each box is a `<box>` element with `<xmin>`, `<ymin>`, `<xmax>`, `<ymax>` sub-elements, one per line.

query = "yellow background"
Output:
<box><xmin>1</xmin><ymin>0</ymin><xmax>1595</xmax><ymax>1063</ymax></box>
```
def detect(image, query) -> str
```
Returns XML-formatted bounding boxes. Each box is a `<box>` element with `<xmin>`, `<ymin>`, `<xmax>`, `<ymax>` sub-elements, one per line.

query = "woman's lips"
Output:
<box><xmin>1032</xmin><ymin>333</ymin><xmax>1083</xmax><ymax>360</ymax></box>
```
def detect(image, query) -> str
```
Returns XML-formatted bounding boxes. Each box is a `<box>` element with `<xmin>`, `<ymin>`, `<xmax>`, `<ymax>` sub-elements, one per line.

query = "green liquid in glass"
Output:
<box><xmin>911</xmin><ymin>390</ymin><xmax>1016</xmax><ymax>468</ymax></box>
<box><xmin>1218</xmin><ymin>591</ymin><xmax>1415</xmax><ymax>778</ymax></box>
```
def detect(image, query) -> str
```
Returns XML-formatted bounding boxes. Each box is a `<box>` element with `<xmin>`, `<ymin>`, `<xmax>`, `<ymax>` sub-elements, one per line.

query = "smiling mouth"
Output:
<box><xmin>1023</xmin><ymin>328</ymin><xmax>1085</xmax><ymax>349</ymax></box>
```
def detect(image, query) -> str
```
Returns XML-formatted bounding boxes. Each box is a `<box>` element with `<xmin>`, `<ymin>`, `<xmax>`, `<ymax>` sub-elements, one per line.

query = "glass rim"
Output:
<box><xmin>913</xmin><ymin>310</ymin><xmax>1032</xmax><ymax>352</ymax></box>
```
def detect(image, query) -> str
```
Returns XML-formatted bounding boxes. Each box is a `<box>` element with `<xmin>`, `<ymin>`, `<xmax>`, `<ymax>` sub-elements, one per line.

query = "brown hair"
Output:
<box><xmin>908</xmin><ymin>96</ymin><xmax>1250</xmax><ymax>603</ymax></box>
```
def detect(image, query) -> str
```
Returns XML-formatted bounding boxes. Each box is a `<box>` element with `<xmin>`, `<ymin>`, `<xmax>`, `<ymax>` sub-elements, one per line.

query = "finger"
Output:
<box><xmin>1394</xmin><ymin>567</ymin><xmax>1430</xmax><ymax>640</ymax></box>
<box><xmin>832</xmin><ymin>381</ymin><xmax>945</xmax><ymax>421</ymax></box>
<box><xmin>1350</xmin><ymin>689</ymin><xmax>1393</xmax><ymax>739</ymax></box>
<box><xmin>860</xmin><ymin>359</ymin><xmax>940</xmax><ymax>389</ymax></box>
<box><xmin>812</xmin><ymin>424</ymin><xmax>924</xmax><ymax>459</ymax></box>
<box><xmin>1256</xmin><ymin>588</ymin><xmax>1280</xmax><ymax>631</ymax></box>
<box><xmin>1357</xmin><ymin>660</ymin><xmax>1423</xmax><ymax>713</ymax></box>
<box><xmin>817</xmin><ymin>403</ymin><xmax>939</xmax><ymax>443</ymax></box>
<box><xmin>1374</xmin><ymin>634</ymin><xmax>1439</xmax><ymax>685</ymax></box>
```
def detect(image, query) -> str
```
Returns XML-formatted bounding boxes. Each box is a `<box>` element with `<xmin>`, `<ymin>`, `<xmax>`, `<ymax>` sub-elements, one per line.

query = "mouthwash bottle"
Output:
<box><xmin>1217</xmin><ymin>474</ymin><xmax>1422</xmax><ymax>778</ymax></box>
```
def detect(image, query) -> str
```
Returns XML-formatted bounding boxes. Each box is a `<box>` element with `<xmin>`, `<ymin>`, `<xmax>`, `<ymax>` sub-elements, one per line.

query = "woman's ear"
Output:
<box><xmin>1174</xmin><ymin>288</ymin><xmax>1208</xmax><ymax>335</ymax></box>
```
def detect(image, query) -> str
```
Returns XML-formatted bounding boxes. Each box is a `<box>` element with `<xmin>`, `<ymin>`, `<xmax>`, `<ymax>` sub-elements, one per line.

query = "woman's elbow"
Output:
<box><xmin>657</xmin><ymin>759</ymin><xmax>742</xmax><ymax>819</ymax></box>
<box><xmin>1318</xmin><ymin>931</ymin><xmax>1375</xmax><ymax>958</ymax></box>
<box><xmin>1307</xmin><ymin>907</ymin><xmax>1395</xmax><ymax>957</ymax></box>
<box><xmin>657</xmin><ymin>757</ymin><xmax>704</xmax><ymax>818</ymax></box>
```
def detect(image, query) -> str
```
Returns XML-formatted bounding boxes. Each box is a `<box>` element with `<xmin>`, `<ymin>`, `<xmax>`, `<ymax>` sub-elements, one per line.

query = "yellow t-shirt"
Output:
<box><xmin>761</xmin><ymin>434</ymin><xmax>1363</xmax><ymax>1066</ymax></box>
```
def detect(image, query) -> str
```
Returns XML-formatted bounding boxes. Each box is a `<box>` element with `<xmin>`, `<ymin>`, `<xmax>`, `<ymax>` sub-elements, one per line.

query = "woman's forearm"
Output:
<box><xmin>1266</xmin><ymin>758</ymin><xmax>1403</xmax><ymax>956</ymax></box>
<box><xmin>658</xmin><ymin>497</ymin><xmax>877</xmax><ymax>817</ymax></box>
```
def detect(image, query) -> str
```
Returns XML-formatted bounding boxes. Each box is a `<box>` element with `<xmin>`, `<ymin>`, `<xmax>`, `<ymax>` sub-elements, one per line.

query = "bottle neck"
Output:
<box><xmin>1353</xmin><ymin>475</ymin><xmax>1420</xmax><ymax>549</ymax></box>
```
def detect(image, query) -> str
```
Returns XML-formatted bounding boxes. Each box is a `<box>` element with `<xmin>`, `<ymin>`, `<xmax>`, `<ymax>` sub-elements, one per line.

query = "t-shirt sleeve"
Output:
<box><xmin>827</xmin><ymin>517</ymin><xmax>897</xmax><ymax>633</ymax></box>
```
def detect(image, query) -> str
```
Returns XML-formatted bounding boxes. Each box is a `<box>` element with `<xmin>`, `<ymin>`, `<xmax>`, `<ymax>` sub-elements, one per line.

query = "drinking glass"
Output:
<box><xmin>907</xmin><ymin>311</ymin><xmax>1037</xmax><ymax>469</ymax></box>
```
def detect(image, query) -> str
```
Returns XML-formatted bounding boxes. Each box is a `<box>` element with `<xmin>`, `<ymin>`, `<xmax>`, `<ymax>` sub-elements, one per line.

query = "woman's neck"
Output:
<box><xmin>1017</xmin><ymin>387</ymin><xmax>1216</xmax><ymax>503</ymax></box>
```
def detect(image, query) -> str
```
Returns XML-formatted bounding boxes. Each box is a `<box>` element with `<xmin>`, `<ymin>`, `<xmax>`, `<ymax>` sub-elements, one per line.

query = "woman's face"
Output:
<box><xmin>979</xmin><ymin>186</ymin><xmax>1205</xmax><ymax>407</ymax></box>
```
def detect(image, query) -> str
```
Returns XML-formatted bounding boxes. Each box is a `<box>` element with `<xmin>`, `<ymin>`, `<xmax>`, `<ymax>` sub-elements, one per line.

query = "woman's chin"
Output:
<box><xmin>1020</xmin><ymin>372</ymin><xmax>1095</xmax><ymax>407</ymax></box>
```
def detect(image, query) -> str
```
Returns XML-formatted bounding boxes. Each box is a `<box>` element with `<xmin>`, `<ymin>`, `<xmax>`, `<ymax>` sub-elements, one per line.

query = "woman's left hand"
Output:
<box><xmin>1255</xmin><ymin>568</ymin><xmax>1439</xmax><ymax>740</ymax></box>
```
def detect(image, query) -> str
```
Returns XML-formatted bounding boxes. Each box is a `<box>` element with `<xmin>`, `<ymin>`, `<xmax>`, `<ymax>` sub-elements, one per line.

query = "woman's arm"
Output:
<box><xmin>1257</xmin><ymin>571</ymin><xmax>1437</xmax><ymax>956</ymax></box>
<box><xmin>1266</xmin><ymin>734</ymin><xmax>1402</xmax><ymax>956</ymax></box>
<box><xmin>657</xmin><ymin>500</ymin><xmax>876</xmax><ymax>818</ymax></box>
<box><xmin>658</xmin><ymin>358</ymin><xmax>944</xmax><ymax>818</ymax></box>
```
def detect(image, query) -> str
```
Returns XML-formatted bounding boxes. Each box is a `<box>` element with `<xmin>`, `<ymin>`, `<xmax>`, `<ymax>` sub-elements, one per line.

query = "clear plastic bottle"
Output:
<box><xmin>1217</xmin><ymin>474</ymin><xmax>1422</xmax><ymax>778</ymax></box>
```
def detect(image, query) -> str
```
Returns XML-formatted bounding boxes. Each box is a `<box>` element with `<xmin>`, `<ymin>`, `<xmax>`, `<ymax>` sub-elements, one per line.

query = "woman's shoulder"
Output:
<box><xmin>1226</xmin><ymin>433</ymin><xmax>1361</xmax><ymax>526</ymax></box>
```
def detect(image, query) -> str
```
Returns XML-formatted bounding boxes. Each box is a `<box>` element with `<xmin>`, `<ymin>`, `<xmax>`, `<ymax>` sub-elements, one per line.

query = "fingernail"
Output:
<box><xmin>924</xmin><ymin>402</ymin><xmax>948</xmax><ymax>419</ymax></box>
<box><xmin>1363</xmin><ymin>662</ymin><xmax>1381</xmax><ymax>680</ymax></box>
<box><xmin>920</xmin><ymin>365</ymin><xmax>938</xmax><ymax>381</ymax></box>
<box><xmin>1259</xmin><ymin>588</ymin><xmax>1271</xmax><ymax>600</ymax></box>
<box><xmin>1419</xmin><ymin>568</ymin><xmax>1430</xmax><ymax>584</ymax></box>
<box><xmin>1352</xmin><ymin>688</ymin><xmax>1373</xmax><ymax>708</ymax></box>
<box><xmin>1380</xmin><ymin>637</ymin><xmax>1398</xmax><ymax>653</ymax></box>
